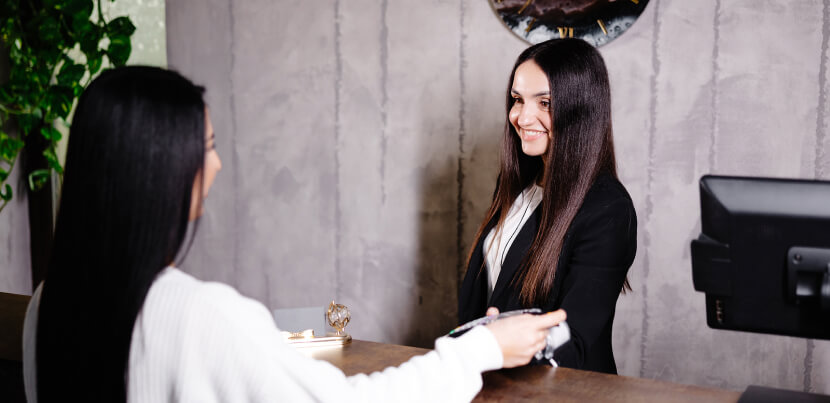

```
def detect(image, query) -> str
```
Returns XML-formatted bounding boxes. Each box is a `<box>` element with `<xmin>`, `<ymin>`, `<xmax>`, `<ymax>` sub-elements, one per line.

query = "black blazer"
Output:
<box><xmin>458</xmin><ymin>174</ymin><xmax>637</xmax><ymax>374</ymax></box>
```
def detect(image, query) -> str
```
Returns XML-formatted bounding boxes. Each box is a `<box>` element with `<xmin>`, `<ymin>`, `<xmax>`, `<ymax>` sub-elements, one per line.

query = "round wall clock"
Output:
<box><xmin>490</xmin><ymin>0</ymin><xmax>650</xmax><ymax>47</ymax></box>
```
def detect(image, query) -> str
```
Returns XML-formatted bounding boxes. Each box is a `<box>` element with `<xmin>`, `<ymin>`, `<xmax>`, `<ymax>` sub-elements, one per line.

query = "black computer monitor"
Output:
<box><xmin>691</xmin><ymin>175</ymin><xmax>830</xmax><ymax>340</ymax></box>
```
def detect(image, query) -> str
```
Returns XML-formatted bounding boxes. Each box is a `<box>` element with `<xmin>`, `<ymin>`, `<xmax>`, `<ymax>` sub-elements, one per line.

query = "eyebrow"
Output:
<box><xmin>510</xmin><ymin>89</ymin><xmax>551</xmax><ymax>97</ymax></box>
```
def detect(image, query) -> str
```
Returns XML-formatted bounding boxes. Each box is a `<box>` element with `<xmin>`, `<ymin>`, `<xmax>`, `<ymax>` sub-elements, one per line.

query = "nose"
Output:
<box><xmin>517</xmin><ymin>104</ymin><xmax>537</xmax><ymax>127</ymax></box>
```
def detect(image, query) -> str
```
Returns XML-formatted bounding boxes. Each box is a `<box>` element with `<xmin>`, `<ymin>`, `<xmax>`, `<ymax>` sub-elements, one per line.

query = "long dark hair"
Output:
<box><xmin>466</xmin><ymin>38</ymin><xmax>628</xmax><ymax>307</ymax></box>
<box><xmin>35</xmin><ymin>66</ymin><xmax>206</xmax><ymax>401</ymax></box>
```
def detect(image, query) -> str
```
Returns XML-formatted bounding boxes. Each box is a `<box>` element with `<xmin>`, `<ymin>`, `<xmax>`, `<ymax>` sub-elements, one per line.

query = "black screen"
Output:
<box><xmin>691</xmin><ymin>175</ymin><xmax>830</xmax><ymax>340</ymax></box>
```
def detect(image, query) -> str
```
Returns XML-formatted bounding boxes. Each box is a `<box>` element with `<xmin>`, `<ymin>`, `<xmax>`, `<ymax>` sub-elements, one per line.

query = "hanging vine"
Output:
<box><xmin>0</xmin><ymin>0</ymin><xmax>135</xmax><ymax>213</ymax></box>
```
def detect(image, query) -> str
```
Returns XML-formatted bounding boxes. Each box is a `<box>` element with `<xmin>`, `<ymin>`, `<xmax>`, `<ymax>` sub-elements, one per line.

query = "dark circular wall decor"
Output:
<box><xmin>491</xmin><ymin>0</ymin><xmax>650</xmax><ymax>47</ymax></box>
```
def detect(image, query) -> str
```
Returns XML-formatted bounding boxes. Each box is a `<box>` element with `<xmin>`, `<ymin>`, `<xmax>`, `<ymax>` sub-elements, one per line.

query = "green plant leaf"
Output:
<box><xmin>17</xmin><ymin>114</ymin><xmax>36</xmax><ymax>137</ymax></box>
<box><xmin>28</xmin><ymin>169</ymin><xmax>50</xmax><ymax>191</ymax></box>
<box><xmin>107</xmin><ymin>16</ymin><xmax>136</xmax><ymax>37</ymax></box>
<box><xmin>87</xmin><ymin>50</ymin><xmax>103</xmax><ymax>74</ymax></box>
<box><xmin>43</xmin><ymin>148</ymin><xmax>63</xmax><ymax>174</ymax></box>
<box><xmin>9</xmin><ymin>138</ymin><xmax>24</xmax><ymax>152</ymax></box>
<box><xmin>78</xmin><ymin>20</ymin><xmax>101</xmax><ymax>56</ymax></box>
<box><xmin>0</xmin><ymin>134</ymin><xmax>25</xmax><ymax>161</ymax></box>
<box><xmin>0</xmin><ymin>184</ymin><xmax>12</xmax><ymax>201</ymax></box>
<box><xmin>72</xmin><ymin>82</ymin><xmax>84</xmax><ymax>97</ymax></box>
<box><xmin>0</xmin><ymin>139</ymin><xmax>11</xmax><ymax>161</ymax></box>
<box><xmin>40</xmin><ymin>126</ymin><xmax>62</xmax><ymax>142</ymax></box>
<box><xmin>48</xmin><ymin>86</ymin><xmax>74</xmax><ymax>119</ymax></box>
<box><xmin>37</xmin><ymin>16</ymin><xmax>63</xmax><ymax>47</ymax></box>
<box><xmin>106</xmin><ymin>34</ymin><xmax>131</xmax><ymax>66</ymax></box>
<box><xmin>1</xmin><ymin>0</ymin><xmax>133</xmax><ymax>205</ymax></box>
<box><xmin>0</xmin><ymin>87</ymin><xmax>13</xmax><ymax>104</ymax></box>
<box><xmin>63</xmin><ymin>0</ymin><xmax>93</xmax><ymax>16</ymax></box>
<box><xmin>8</xmin><ymin>39</ymin><xmax>23</xmax><ymax>64</ymax></box>
<box><xmin>58</xmin><ymin>62</ymin><xmax>86</xmax><ymax>86</ymax></box>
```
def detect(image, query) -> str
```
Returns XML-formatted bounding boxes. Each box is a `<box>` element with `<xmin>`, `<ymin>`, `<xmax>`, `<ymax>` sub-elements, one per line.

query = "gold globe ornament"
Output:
<box><xmin>326</xmin><ymin>300</ymin><xmax>351</xmax><ymax>336</ymax></box>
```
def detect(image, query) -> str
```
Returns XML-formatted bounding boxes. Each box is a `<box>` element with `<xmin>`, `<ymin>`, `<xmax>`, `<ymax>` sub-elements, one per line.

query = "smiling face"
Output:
<box><xmin>508</xmin><ymin>61</ymin><xmax>552</xmax><ymax>157</ymax></box>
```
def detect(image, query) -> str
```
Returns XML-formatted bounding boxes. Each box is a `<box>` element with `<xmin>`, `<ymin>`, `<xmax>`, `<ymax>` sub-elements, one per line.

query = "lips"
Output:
<box><xmin>520</xmin><ymin>128</ymin><xmax>547</xmax><ymax>141</ymax></box>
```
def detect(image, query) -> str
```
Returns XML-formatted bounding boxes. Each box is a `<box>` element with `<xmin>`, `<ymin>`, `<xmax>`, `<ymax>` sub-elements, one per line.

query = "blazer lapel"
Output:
<box><xmin>458</xmin><ymin>219</ymin><xmax>495</xmax><ymax>324</ymax></box>
<box><xmin>490</xmin><ymin>207</ymin><xmax>541</xmax><ymax>305</ymax></box>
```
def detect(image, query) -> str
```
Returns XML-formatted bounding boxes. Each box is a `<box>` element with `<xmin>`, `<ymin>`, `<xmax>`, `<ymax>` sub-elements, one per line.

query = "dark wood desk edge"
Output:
<box><xmin>315</xmin><ymin>340</ymin><xmax>740</xmax><ymax>402</ymax></box>
<box><xmin>483</xmin><ymin>366</ymin><xmax>741</xmax><ymax>401</ymax></box>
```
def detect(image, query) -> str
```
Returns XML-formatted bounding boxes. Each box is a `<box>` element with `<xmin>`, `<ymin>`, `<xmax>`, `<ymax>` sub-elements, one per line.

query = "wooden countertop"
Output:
<box><xmin>306</xmin><ymin>339</ymin><xmax>741</xmax><ymax>402</ymax></box>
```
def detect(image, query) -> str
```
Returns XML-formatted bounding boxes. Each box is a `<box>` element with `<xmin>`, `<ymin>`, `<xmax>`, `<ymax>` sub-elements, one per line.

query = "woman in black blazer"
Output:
<box><xmin>458</xmin><ymin>38</ymin><xmax>637</xmax><ymax>375</ymax></box>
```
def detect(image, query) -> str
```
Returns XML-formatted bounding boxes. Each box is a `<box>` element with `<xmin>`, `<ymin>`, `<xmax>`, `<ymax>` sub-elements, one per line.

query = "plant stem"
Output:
<box><xmin>97</xmin><ymin>0</ymin><xmax>106</xmax><ymax>26</ymax></box>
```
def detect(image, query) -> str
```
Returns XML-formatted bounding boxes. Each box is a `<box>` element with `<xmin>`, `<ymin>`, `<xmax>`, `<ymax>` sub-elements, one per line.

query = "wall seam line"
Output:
<box><xmin>380</xmin><ymin>0</ymin><xmax>389</xmax><ymax>205</ymax></box>
<box><xmin>813</xmin><ymin>0</ymin><xmax>829</xmax><ymax>180</ymax></box>
<box><xmin>640</xmin><ymin>0</ymin><xmax>662</xmax><ymax>378</ymax></box>
<box><xmin>805</xmin><ymin>0</ymin><xmax>829</xmax><ymax>392</ymax></box>
<box><xmin>334</xmin><ymin>0</ymin><xmax>343</xmax><ymax>301</ymax></box>
<box><xmin>709</xmin><ymin>0</ymin><xmax>721</xmax><ymax>173</ymax></box>
<box><xmin>228</xmin><ymin>0</ymin><xmax>240</xmax><ymax>290</ymax></box>
<box><xmin>457</xmin><ymin>0</ymin><xmax>467</xmax><ymax>285</ymax></box>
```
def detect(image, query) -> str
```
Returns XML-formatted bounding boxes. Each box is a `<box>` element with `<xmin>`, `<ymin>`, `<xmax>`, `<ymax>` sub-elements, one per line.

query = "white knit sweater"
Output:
<box><xmin>23</xmin><ymin>267</ymin><xmax>502</xmax><ymax>402</ymax></box>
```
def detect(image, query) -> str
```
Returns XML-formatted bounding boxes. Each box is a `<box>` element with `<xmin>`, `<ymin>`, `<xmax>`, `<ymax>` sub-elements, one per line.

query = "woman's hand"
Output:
<box><xmin>484</xmin><ymin>307</ymin><xmax>567</xmax><ymax>368</ymax></box>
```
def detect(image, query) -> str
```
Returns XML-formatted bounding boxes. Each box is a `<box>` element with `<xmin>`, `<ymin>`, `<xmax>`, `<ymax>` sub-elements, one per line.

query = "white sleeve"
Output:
<box><xmin>190</xmin><ymin>284</ymin><xmax>502</xmax><ymax>403</ymax></box>
<box><xmin>345</xmin><ymin>326</ymin><xmax>503</xmax><ymax>402</ymax></box>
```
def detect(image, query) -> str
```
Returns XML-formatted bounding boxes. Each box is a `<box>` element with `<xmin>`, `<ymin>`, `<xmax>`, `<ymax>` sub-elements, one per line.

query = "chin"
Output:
<box><xmin>521</xmin><ymin>143</ymin><xmax>547</xmax><ymax>157</ymax></box>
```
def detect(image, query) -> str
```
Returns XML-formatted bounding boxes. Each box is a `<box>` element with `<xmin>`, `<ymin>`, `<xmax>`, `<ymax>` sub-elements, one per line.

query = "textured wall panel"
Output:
<box><xmin>229</xmin><ymin>0</ymin><xmax>339</xmax><ymax>307</ymax></box>
<box><xmin>378</xmin><ymin>0</ymin><xmax>462</xmax><ymax>346</ymax></box>
<box><xmin>458</xmin><ymin>0</ymin><xmax>524</xmax><ymax>286</ymax></box>
<box><xmin>335</xmin><ymin>0</ymin><xmax>387</xmax><ymax>343</ymax></box>
<box><xmin>600</xmin><ymin>0</ymin><xmax>657</xmax><ymax>379</ymax></box>
<box><xmin>167</xmin><ymin>0</ymin><xmax>238</xmax><ymax>289</ymax></box>
<box><xmin>636</xmin><ymin>0</ymin><xmax>726</xmax><ymax>387</ymax></box>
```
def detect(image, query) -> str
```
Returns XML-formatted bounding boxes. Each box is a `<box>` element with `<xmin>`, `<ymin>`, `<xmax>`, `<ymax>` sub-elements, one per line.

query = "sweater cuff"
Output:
<box><xmin>447</xmin><ymin>325</ymin><xmax>503</xmax><ymax>372</ymax></box>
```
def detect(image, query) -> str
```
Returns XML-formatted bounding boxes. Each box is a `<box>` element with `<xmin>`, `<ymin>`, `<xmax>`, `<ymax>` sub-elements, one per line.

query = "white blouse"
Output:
<box><xmin>483</xmin><ymin>185</ymin><xmax>544</xmax><ymax>302</ymax></box>
<box><xmin>23</xmin><ymin>267</ymin><xmax>503</xmax><ymax>402</ymax></box>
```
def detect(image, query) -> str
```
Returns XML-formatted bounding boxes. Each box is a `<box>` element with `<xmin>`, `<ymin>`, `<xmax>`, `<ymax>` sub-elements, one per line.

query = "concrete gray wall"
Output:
<box><xmin>159</xmin><ymin>0</ymin><xmax>830</xmax><ymax>394</ymax></box>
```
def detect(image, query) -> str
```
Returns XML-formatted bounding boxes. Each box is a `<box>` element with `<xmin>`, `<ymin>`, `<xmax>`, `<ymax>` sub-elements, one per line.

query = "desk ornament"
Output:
<box><xmin>280</xmin><ymin>301</ymin><xmax>352</xmax><ymax>348</ymax></box>
<box><xmin>326</xmin><ymin>300</ymin><xmax>351</xmax><ymax>336</ymax></box>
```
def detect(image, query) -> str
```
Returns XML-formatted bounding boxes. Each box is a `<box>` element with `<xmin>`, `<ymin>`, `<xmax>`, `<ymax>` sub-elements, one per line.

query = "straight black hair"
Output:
<box><xmin>467</xmin><ymin>38</ymin><xmax>629</xmax><ymax>306</ymax></box>
<box><xmin>35</xmin><ymin>66</ymin><xmax>206</xmax><ymax>401</ymax></box>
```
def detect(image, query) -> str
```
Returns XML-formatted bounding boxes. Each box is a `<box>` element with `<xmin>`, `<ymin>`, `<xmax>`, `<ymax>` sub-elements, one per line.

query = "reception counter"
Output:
<box><xmin>306</xmin><ymin>339</ymin><xmax>741</xmax><ymax>402</ymax></box>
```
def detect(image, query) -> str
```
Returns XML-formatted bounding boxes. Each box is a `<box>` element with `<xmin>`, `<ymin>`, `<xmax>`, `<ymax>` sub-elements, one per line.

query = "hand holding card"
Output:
<box><xmin>449</xmin><ymin>308</ymin><xmax>567</xmax><ymax>368</ymax></box>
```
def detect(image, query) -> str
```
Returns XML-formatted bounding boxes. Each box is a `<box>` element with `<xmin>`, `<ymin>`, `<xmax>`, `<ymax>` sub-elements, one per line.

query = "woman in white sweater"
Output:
<box><xmin>23</xmin><ymin>66</ymin><xmax>565</xmax><ymax>402</ymax></box>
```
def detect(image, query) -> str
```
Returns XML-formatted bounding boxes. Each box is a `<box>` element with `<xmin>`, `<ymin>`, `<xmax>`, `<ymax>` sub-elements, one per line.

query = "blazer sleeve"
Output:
<box><xmin>552</xmin><ymin>195</ymin><xmax>637</xmax><ymax>369</ymax></box>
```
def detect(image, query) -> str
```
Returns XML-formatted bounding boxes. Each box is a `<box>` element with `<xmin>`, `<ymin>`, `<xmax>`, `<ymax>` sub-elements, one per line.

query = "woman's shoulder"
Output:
<box><xmin>145</xmin><ymin>268</ymin><xmax>273</xmax><ymax>329</ymax></box>
<box><xmin>566</xmin><ymin>174</ymin><xmax>637</xmax><ymax>262</ymax></box>
<box><xmin>580</xmin><ymin>173</ymin><xmax>635</xmax><ymax>214</ymax></box>
<box><xmin>152</xmin><ymin>267</ymin><xmax>240</xmax><ymax>300</ymax></box>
